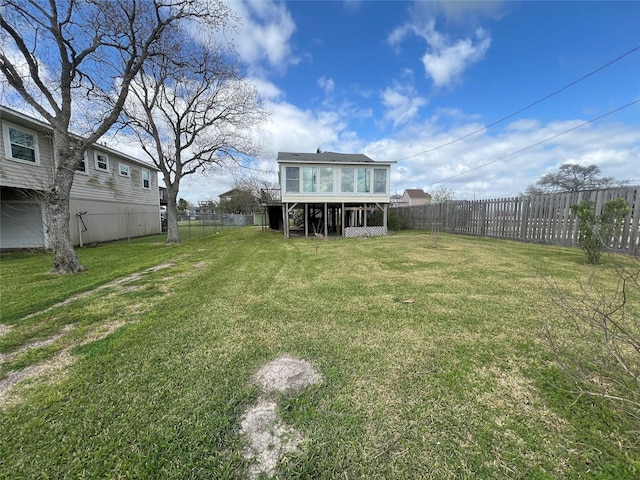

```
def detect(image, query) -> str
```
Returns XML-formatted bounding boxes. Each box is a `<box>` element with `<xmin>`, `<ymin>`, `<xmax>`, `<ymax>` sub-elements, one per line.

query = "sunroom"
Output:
<box><xmin>275</xmin><ymin>152</ymin><xmax>395</xmax><ymax>238</ymax></box>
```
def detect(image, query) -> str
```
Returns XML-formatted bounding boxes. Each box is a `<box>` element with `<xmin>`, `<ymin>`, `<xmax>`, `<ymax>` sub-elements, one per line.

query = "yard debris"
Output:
<box><xmin>402</xmin><ymin>298</ymin><xmax>416</xmax><ymax>304</ymax></box>
<box><xmin>241</xmin><ymin>355</ymin><xmax>322</xmax><ymax>479</ymax></box>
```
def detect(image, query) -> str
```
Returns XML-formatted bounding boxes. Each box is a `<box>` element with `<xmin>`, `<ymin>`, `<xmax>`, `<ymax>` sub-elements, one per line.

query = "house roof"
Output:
<box><xmin>404</xmin><ymin>189</ymin><xmax>430</xmax><ymax>198</ymax></box>
<box><xmin>277</xmin><ymin>151</ymin><xmax>394</xmax><ymax>165</ymax></box>
<box><xmin>0</xmin><ymin>104</ymin><xmax>159</xmax><ymax>171</ymax></box>
<box><xmin>219</xmin><ymin>188</ymin><xmax>241</xmax><ymax>197</ymax></box>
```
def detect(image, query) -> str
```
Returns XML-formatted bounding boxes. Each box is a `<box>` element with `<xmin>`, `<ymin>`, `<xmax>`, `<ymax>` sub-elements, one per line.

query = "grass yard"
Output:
<box><xmin>1</xmin><ymin>228</ymin><xmax>638</xmax><ymax>479</ymax></box>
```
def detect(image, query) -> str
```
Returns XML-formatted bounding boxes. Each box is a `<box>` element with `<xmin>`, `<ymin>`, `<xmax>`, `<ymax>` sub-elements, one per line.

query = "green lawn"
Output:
<box><xmin>1</xmin><ymin>228</ymin><xmax>638</xmax><ymax>479</ymax></box>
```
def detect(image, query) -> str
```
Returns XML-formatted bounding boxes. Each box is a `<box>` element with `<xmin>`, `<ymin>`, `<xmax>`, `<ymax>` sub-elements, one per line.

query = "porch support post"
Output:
<box><xmin>324</xmin><ymin>203</ymin><xmax>328</xmax><ymax>237</ymax></box>
<box><xmin>341</xmin><ymin>203</ymin><xmax>345</xmax><ymax>237</ymax></box>
<box><xmin>283</xmin><ymin>203</ymin><xmax>289</xmax><ymax>238</ymax></box>
<box><xmin>383</xmin><ymin>203</ymin><xmax>388</xmax><ymax>232</ymax></box>
<box><xmin>364</xmin><ymin>203</ymin><xmax>367</xmax><ymax>228</ymax></box>
<box><xmin>305</xmin><ymin>203</ymin><xmax>309</xmax><ymax>238</ymax></box>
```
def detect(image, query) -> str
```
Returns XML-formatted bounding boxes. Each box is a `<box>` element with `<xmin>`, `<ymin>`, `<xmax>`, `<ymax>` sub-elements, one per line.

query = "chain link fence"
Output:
<box><xmin>171</xmin><ymin>213</ymin><xmax>255</xmax><ymax>240</ymax></box>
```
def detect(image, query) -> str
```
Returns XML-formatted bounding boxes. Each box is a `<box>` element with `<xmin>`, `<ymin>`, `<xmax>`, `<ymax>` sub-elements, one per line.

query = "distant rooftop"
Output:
<box><xmin>277</xmin><ymin>151</ymin><xmax>376</xmax><ymax>163</ymax></box>
<box><xmin>404</xmin><ymin>189</ymin><xmax>430</xmax><ymax>198</ymax></box>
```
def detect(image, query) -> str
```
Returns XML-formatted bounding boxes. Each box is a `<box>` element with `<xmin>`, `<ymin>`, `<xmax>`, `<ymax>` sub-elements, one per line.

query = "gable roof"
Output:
<box><xmin>219</xmin><ymin>188</ymin><xmax>243</xmax><ymax>198</ymax></box>
<box><xmin>277</xmin><ymin>151</ymin><xmax>393</xmax><ymax>164</ymax></box>
<box><xmin>404</xmin><ymin>189</ymin><xmax>429</xmax><ymax>198</ymax></box>
<box><xmin>1</xmin><ymin>104</ymin><xmax>159</xmax><ymax>171</ymax></box>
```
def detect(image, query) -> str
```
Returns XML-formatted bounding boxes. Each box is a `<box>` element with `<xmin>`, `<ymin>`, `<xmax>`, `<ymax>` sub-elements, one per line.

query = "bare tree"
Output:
<box><xmin>430</xmin><ymin>185</ymin><xmax>455</xmax><ymax>204</ymax></box>
<box><xmin>122</xmin><ymin>41</ymin><xmax>266</xmax><ymax>243</ymax></box>
<box><xmin>525</xmin><ymin>163</ymin><xmax>627</xmax><ymax>195</ymax></box>
<box><xmin>1</xmin><ymin>0</ymin><xmax>230</xmax><ymax>272</ymax></box>
<box><xmin>543</xmin><ymin>251</ymin><xmax>640</xmax><ymax>419</ymax></box>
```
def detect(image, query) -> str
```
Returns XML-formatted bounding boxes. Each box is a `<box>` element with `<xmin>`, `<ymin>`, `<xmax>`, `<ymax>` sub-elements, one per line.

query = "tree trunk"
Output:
<box><xmin>47</xmin><ymin>137</ymin><xmax>86</xmax><ymax>273</ymax></box>
<box><xmin>165</xmin><ymin>183</ymin><xmax>181</xmax><ymax>244</ymax></box>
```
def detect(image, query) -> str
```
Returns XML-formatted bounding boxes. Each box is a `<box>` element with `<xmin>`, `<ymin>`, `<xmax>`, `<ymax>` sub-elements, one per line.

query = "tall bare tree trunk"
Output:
<box><xmin>47</xmin><ymin>134</ymin><xmax>86</xmax><ymax>273</ymax></box>
<box><xmin>165</xmin><ymin>182</ymin><xmax>181</xmax><ymax>244</ymax></box>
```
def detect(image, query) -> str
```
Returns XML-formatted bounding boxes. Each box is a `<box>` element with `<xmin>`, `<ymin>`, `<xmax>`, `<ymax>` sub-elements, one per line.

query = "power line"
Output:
<box><xmin>428</xmin><ymin>98</ymin><xmax>640</xmax><ymax>185</ymax></box>
<box><xmin>398</xmin><ymin>46</ymin><xmax>640</xmax><ymax>162</ymax></box>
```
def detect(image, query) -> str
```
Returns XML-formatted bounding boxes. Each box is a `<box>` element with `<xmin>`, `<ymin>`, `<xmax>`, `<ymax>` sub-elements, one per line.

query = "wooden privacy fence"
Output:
<box><xmin>396</xmin><ymin>186</ymin><xmax>640</xmax><ymax>252</ymax></box>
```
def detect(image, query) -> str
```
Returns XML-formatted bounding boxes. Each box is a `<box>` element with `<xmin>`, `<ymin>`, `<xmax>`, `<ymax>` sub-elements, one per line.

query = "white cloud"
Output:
<box><xmin>389</xmin><ymin>18</ymin><xmax>492</xmax><ymax>88</ymax></box>
<box><xmin>248</xmin><ymin>77</ymin><xmax>282</xmax><ymax>101</ymax></box>
<box><xmin>318</xmin><ymin>76</ymin><xmax>335</xmax><ymax>95</ymax></box>
<box><xmin>381</xmin><ymin>82</ymin><xmax>428</xmax><ymax>127</ymax></box>
<box><xmin>257</xmin><ymin>101</ymin><xmax>347</xmax><ymax>156</ymax></box>
<box><xmin>421</xmin><ymin>23</ymin><xmax>491</xmax><ymax>87</ymax></box>
<box><xmin>224</xmin><ymin>0</ymin><xmax>297</xmax><ymax>72</ymax></box>
<box><xmin>411</xmin><ymin>0</ymin><xmax>508</xmax><ymax>24</ymax></box>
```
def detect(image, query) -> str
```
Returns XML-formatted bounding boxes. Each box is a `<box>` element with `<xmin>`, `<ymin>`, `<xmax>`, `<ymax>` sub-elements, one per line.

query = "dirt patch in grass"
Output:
<box><xmin>241</xmin><ymin>356</ymin><xmax>322</xmax><ymax>479</ymax></box>
<box><xmin>0</xmin><ymin>320</ymin><xmax>128</xmax><ymax>406</ymax></box>
<box><xmin>21</xmin><ymin>262</ymin><xmax>175</xmax><ymax>321</ymax></box>
<box><xmin>253</xmin><ymin>355</ymin><xmax>322</xmax><ymax>395</ymax></box>
<box><xmin>0</xmin><ymin>324</ymin><xmax>74</xmax><ymax>365</ymax></box>
<box><xmin>0</xmin><ymin>324</ymin><xmax>11</xmax><ymax>337</ymax></box>
<box><xmin>0</xmin><ymin>350</ymin><xmax>75</xmax><ymax>408</ymax></box>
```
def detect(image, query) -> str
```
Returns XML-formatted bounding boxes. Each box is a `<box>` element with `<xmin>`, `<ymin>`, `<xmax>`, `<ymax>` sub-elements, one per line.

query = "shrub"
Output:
<box><xmin>369</xmin><ymin>209</ymin><xmax>406</xmax><ymax>231</ymax></box>
<box><xmin>570</xmin><ymin>198</ymin><xmax>630</xmax><ymax>264</ymax></box>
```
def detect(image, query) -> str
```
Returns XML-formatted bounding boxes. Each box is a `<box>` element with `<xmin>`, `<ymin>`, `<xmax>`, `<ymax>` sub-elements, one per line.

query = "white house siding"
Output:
<box><xmin>1</xmin><ymin>106</ymin><xmax>160</xmax><ymax>248</ymax></box>
<box><xmin>0</xmin><ymin>119</ymin><xmax>54</xmax><ymax>191</ymax></box>
<box><xmin>68</xmin><ymin>147</ymin><xmax>161</xmax><ymax>244</ymax></box>
<box><xmin>0</xmin><ymin>199</ymin><xmax>47</xmax><ymax>248</ymax></box>
<box><xmin>69</xmin><ymin>198</ymin><xmax>160</xmax><ymax>245</ymax></box>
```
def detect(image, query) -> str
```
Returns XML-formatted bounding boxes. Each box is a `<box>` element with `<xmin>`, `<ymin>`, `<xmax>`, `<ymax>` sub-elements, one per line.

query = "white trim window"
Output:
<box><xmin>118</xmin><ymin>163</ymin><xmax>130</xmax><ymax>177</ymax></box>
<box><xmin>302</xmin><ymin>167</ymin><xmax>316</xmax><ymax>192</ymax></box>
<box><xmin>373</xmin><ymin>168</ymin><xmax>387</xmax><ymax>194</ymax></box>
<box><xmin>340</xmin><ymin>167</ymin><xmax>354</xmax><ymax>193</ymax></box>
<box><xmin>2</xmin><ymin>121</ymin><xmax>40</xmax><ymax>164</ymax></box>
<box><xmin>95</xmin><ymin>152</ymin><xmax>109</xmax><ymax>172</ymax></box>
<box><xmin>319</xmin><ymin>167</ymin><xmax>334</xmax><ymax>193</ymax></box>
<box><xmin>75</xmin><ymin>152</ymin><xmax>88</xmax><ymax>174</ymax></box>
<box><xmin>285</xmin><ymin>166</ymin><xmax>300</xmax><ymax>193</ymax></box>
<box><xmin>142</xmin><ymin>168</ymin><xmax>151</xmax><ymax>189</ymax></box>
<box><xmin>357</xmin><ymin>167</ymin><xmax>371</xmax><ymax>193</ymax></box>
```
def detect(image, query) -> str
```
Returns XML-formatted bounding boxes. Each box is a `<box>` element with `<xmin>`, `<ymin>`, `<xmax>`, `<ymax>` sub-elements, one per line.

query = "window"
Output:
<box><xmin>142</xmin><ymin>168</ymin><xmax>151</xmax><ymax>189</ymax></box>
<box><xmin>75</xmin><ymin>153</ymin><xmax>88</xmax><ymax>173</ymax></box>
<box><xmin>357</xmin><ymin>168</ymin><xmax>371</xmax><ymax>193</ymax></box>
<box><xmin>285</xmin><ymin>166</ymin><xmax>299</xmax><ymax>193</ymax></box>
<box><xmin>118</xmin><ymin>163</ymin><xmax>130</xmax><ymax>177</ymax></box>
<box><xmin>95</xmin><ymin>152</ymin><xmax>109</xmax><ymax>172</ymax></box>
<box><xmin>341</xmin><ymin>168</ymin><xmax>354</xmax><ymax>193</ymax></box>
<box><xmin>374</xmin><ymin>168</ymin><xmax>387</xmax><ymax>193</ymax></box>
<box><xmin>303</xmin><ymin>167</ymin><xmax>317</xmax><ymax>193</ymax></box>
<box><xmin>2</xmin><ymin>121</ymin><xmax>39</xmax><ymax>164</ymax></box>
<box><xmin>319</xmin><ymin>167</ymin><xmax>333</xmax><ymax>192</ymax></box>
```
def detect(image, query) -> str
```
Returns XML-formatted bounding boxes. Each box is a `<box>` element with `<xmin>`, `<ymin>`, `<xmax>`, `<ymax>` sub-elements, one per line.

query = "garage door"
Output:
<box><xmin>0</xmin><ymin>201</ymin><xmax>46</xmax><ymax>248</ymax></box>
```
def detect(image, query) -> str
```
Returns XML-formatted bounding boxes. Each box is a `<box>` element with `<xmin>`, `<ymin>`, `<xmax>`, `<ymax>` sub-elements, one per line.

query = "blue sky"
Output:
<box><xmin>173</xmin><ymin>0</ymin><xmax>639</xmax><ymax>203</ymax></box>
<box><xmin>4</xmin><ymin>0</ymin><xmax>637</xmax><ymax>203</ymax></box>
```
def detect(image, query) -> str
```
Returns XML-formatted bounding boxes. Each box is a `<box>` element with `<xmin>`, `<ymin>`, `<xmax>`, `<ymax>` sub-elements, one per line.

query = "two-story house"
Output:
<box><xmin>0</xmin><ymin>105</ymin><xmax>161</xmax><ymax>248</ymax></box>
<box><xmin>276</xmin><ymin>151</ymin><xmax>395</xmax><ymax>238</ymax></box>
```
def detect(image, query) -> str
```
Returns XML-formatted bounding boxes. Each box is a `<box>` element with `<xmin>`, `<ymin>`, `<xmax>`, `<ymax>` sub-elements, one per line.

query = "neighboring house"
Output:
<box><xmin>0</xmin><ymin>105</ymin><xmax>161</xmax><ymax>249</ymax></box>
<box><xmin>275</xmin><ymin>151</ymin><xmax>395</xmax><ymax>238</ymax></box>
<box><xmin>401</xmin><ymin>189</ymin><xmax>432</xmax><ymax>207</ymax></box>
<box><xmin>218</xmin><ymin>188</ymin><xmax>259</xmax><ymax>214</ymax></box>
<box><xmin>159</xmin><ymin>186</ymin><xmax>168</xmax><ymax>206</ymax></box>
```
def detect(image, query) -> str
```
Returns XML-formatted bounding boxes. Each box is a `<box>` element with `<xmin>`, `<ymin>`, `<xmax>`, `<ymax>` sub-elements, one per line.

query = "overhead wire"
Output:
<box><xmin>427</xmin><ymin>98</ymin><xmax>640</xmax><ymax>185</ymax></box>
<box><xmin>397</xmin><ymin>45</ymin><xmax>640</xmax><ymax>162</ymax></box>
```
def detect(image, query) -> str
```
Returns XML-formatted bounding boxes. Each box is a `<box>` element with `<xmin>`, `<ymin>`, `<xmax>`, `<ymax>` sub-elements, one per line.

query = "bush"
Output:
<box><xmin>570</xmin><ymin>198</ymin><xmax>630</xmax><ymax>264</ymax></box>
<box><xmin>369</xmin><ymin>209</ymin><xmax>406</xmax><ymax>231</ymax></box>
